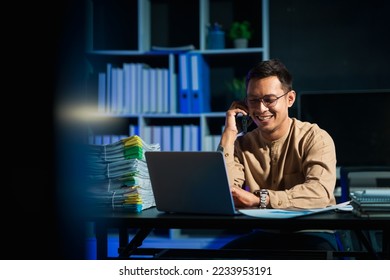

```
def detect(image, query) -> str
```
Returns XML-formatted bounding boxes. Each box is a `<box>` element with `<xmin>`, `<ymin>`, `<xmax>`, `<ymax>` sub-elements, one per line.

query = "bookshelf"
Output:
<box><xmin>83</xmin><ymin>0</ymin><xmax>270</xmax><ymax>252</ymax></box>
<box><xmin>85</xmin><ymin>0</ymin><xmax>269</xmax><ymax>149</ymax></box>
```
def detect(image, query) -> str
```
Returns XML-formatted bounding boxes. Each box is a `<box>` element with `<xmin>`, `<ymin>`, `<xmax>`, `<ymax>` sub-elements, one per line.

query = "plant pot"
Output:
<box><xmin>234</xmin><ymin>38</ymin><xmax>248</xmax><ymax>48</ymax></box>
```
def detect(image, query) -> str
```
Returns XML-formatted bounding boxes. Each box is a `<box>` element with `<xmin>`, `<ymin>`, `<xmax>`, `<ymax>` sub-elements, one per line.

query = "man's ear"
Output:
<box><xmin>287</xmin><ymin>90</ymin><xmax>296</xmax><ymax>107</ymax></box>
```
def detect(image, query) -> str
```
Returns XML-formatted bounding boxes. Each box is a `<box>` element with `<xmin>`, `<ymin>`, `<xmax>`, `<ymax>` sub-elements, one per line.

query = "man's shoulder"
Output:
<box><xmin>292</xmin><ymin>118</ymin><xmax>333</xmax><ymax>140</ymax></box>
<box><xmin>293</xmin><ymin>118</ymin><xmax>322</xmax><ymax>132</ymax></box>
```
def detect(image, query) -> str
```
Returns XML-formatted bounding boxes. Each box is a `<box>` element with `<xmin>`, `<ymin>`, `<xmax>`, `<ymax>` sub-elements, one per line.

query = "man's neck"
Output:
<box><xmin>261</xmin><ymin>118</ymin><xmax>292</xmax><ymax>142</ymax></box>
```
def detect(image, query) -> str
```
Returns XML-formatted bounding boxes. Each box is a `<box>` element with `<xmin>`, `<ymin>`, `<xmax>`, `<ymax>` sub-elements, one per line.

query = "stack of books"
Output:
<box><xmin>350</xmin><ymin>189</ymin><xmax>390</xmax><ymax>218</ymax></box>
<box><xmin>86</xmin><ymin>135</ymin><xmax>160</xmax><ymax>212</ymax></box>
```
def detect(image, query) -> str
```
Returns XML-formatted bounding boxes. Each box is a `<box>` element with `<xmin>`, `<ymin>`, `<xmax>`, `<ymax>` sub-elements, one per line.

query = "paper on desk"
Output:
<box><xmin>238</xmin><ymin>201</ymin><xmax>352</xmax><ymax>219</ymax></box>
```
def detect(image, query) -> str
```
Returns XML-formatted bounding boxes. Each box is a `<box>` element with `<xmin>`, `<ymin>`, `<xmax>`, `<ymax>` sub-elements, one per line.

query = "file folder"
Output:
<box><xmin>178</xmin><ymin>53</ymin><xmax>191</xmax><ymax>113</ymax></box>
<box><xmin>189</xmin><ymin>53</ymin><xmax>210</xmax><ymax>113</ymax></box>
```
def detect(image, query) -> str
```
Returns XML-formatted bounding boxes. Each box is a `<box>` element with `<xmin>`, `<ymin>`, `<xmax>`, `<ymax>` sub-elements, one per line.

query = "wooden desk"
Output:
<box><xmin>87</xmin><ymin>207</ymin><xmax>390</xmax><ymax>260</ymax></box>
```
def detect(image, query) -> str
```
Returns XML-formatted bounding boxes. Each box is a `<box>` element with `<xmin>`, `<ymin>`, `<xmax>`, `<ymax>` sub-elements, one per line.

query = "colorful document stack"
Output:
<box><xmin>86</xmin><ymin>135</ymin><xmax>160</xmax><ymax>212</ymax></box>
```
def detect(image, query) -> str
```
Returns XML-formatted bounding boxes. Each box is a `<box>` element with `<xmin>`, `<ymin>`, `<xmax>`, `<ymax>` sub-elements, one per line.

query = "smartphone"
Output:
<box><xmin>232</xmin><ymin>99</ymin><xmax>252</xmax><ymax>134</ymax></box>
<box><xmin>236</xmin><ymin>113</ymin><xmax>251</xmax><ymax>134</ymax></box>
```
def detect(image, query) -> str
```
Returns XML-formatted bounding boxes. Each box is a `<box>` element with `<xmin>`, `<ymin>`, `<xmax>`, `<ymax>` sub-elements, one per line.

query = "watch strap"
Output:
<box><xmin>259</xmin><ymin>189</ymin><xmax>268</xmax><ymax>209</ymax></box>
<box><xmin>253</xmin><ymin>189</ymin><xmax>268</xmax><ymax>209</ymax></box>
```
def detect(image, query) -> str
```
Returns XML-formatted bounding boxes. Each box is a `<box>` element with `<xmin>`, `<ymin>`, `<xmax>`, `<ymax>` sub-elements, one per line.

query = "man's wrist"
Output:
<box><xmin>253</xmin><ymin>189</ymin><xmax>268</xmax><ymax>209</ymax></box>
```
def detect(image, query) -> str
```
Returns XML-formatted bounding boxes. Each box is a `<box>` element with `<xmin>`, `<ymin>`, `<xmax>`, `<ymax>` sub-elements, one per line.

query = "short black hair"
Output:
<box><xmin>245</xmin><ymin>59</ymin><xmax>293</xmax><ymax>92</ymax></box>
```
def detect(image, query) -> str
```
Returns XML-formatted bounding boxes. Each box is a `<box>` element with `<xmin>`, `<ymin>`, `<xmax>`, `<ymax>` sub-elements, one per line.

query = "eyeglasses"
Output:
<box><xmin>245</xmin><ymin>91</ymin><xmax>289</xmax><ymax>108</ymax></box>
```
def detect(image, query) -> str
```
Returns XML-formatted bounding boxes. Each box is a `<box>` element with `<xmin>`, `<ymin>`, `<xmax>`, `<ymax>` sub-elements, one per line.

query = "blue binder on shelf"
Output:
<box><xmin>178</xmin><ymin>53</ymin><xmax>191</xmax><ymax>113</ymax></box>
<box><xmin>188</xmin><ymin>53</ymin><xmax>210</xmax><ymax>113</ymax></box>
<box><xmin>106</xmin><ymin>63</ymin><xmax>112</xmax><ymax>113</ymax></box>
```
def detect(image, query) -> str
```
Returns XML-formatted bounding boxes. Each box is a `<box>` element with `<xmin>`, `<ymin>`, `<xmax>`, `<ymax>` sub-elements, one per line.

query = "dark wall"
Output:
<box><xmin>270</xmin><ymin>0</ymin><xmax>390</xmax><ymax>95</ymax></box>
<box><xmin>4</xmin><ymin>0</ymin><xmax>88</xmax><ymax>260</ymax></box>
<box><xmin>269</xmin><ymin>0</ymin><xmax>390</xmax><ymax>165</ymax></box>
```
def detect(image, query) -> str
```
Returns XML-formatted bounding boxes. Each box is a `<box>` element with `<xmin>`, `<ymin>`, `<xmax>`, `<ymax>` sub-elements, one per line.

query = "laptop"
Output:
<box><xmin>144</xmin><ymin>151</ymin><xmax>240</xmax><ymax>215</ymax></box>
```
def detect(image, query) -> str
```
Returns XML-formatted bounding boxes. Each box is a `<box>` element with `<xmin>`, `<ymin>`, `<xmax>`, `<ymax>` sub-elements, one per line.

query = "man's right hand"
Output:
<box><xmin>224</xmin><ymin>100</ymin><xmax>249</xmax><ymax>133</ymax></box>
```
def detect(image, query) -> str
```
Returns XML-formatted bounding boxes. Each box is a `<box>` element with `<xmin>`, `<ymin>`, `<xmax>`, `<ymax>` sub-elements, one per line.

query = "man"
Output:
<box><xmin>219</xmin><ymin>59</ymin><xmax>338</xmax><ymax>251</ymax></box>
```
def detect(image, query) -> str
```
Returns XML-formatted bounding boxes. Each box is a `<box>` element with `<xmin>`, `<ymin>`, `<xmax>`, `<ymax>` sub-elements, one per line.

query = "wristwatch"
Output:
<box><xmin>253</xmin><ymin>189</ymin><xmax>268</xmax><ymax>209</ymax></box>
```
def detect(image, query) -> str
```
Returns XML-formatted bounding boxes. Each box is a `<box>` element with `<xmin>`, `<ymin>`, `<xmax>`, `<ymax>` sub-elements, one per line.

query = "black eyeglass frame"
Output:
<box><xmin>245</xmin><ymin>91</ymin><xmax>290</xmax><ymax>108</ymax></box>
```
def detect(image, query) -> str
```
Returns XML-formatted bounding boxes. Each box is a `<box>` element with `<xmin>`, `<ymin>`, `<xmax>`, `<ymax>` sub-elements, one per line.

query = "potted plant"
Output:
<box><xmin>225</xmin><ymin>77</ymin><xmax>246</xmax><ymax>100</ymax></box>
<box><xmin>228</xmin><ymin>21</ymin><xmax>252</xmax><ymax>48</ymax></box>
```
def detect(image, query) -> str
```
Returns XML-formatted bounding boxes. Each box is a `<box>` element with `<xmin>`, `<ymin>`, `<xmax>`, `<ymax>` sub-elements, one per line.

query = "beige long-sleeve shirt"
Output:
<box><xmin>222</xmin><ymin>118</ymin><xmax>337</xmax><ymax>209</ymax></box>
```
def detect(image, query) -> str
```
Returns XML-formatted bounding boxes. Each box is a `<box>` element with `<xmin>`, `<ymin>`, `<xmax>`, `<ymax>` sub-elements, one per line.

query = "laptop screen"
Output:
<box><xmin>145</xmin><ymin>151</ymin><xmax>239</xmax><ymax>215</ymax></box>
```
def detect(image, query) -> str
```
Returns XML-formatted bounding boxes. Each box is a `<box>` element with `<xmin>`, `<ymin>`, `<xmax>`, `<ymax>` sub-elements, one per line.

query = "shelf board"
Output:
<box><xmin>87</xmin><ymin>112</ymin><xmax>226</xmax><ymax>119</ymax></box>
<box><xmin>87</xmin><ymin>48</ymin><xmax>264</xmax><ymax>56</ymax></box>
<box><xmin>197</xmin><ymin>47</ymin><xmax>264</xmax><ymax>55</ymax></box>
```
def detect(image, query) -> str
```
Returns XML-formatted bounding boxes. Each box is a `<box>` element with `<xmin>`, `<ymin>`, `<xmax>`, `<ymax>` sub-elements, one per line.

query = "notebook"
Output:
<box><xmin>144</xmin><ymin>151</ymin><xmax>240</xmax><ymax>215</ymax></box>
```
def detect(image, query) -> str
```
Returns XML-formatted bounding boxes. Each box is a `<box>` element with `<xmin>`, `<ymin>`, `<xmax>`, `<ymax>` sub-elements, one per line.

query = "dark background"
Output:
<box><xmin>270</xmin><ymin>0</ymin><xmax>390</xmax><ymax>94</ymax></box>
<box><xmin>4</xmin><ymin>0</ymin><xmax>389</xmax><ymax>259</ymax></box>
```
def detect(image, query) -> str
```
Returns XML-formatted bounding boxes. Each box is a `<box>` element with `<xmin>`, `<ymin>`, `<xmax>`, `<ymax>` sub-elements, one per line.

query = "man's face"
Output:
<box><xmin>246</xmin><ymin>76</ymin><xmax>295</xmax><ymax>140</ymax></box>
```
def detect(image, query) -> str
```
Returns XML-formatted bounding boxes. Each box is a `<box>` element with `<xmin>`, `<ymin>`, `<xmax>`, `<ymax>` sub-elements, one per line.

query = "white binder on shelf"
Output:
<box><xmin>116</xmin><ymin>67</ymin><xmax>124</xmax><ymax>114</ymax></box>
<box><xmin>172</xmin><ymin>125</ymin><xmax>182</xmax><ymax>151</ymax></box>
<box><xmin>162</xmin><ymin>126</ymin><xmax>172</xmax><ymax>151</ymax></box>
<box><xmin>123</xmin><ymin>63</ymin><xmax>131</xmax><ymax>114</ymax></box>
<box><xmin>106</xmin><ymin>63</ymin><xmax>112</xmax><ymax>113</ymax></box>
<box><xmin>141</xmin><ymin>67</ymin><xmax>150</xmax><ymax>113</ymax></box>
<box><xmin>97</xmin><ymin>72</ymin><xmax>106</xmax><ymax>113</ymax></box>
<box><xmin>110</xmin><ymin>67</ymin><xmax>118</xmax><ymax>113</ymax></box>
<box><xmin>149</xmin><ymin>68</ymin><xmax>157</xmax><ymax>113</ymax></box>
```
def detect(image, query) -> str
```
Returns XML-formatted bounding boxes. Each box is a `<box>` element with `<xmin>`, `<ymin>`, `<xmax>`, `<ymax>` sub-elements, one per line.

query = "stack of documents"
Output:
<box><xmin>350</xmin><ymin>189</ymin><xmax>390</xmax><ymax>218</ymax></box>
<box><xmin>86</xmin><ymin>135</ymin><xmax>160</xmax><ymax>212</ymax></box>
